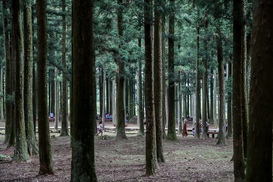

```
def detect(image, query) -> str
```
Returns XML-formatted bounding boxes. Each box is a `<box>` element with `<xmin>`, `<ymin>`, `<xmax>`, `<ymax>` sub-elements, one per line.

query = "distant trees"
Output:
<box><xmin>0</xmin><ymin>0</ymin><xmax>271</xmax><ymax>181</ymax></box>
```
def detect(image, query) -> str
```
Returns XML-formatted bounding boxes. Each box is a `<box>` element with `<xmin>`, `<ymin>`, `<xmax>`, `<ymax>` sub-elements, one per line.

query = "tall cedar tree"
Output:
<box><xmin>154</xmin><ymin>0</ymin><xmax>164</xmax><ymax>163</ymax></box>
<box><xmin>23</xmin><ymin>0</ymin><xmax>38</xmax><ymax>155</ymax></box>
<box><xmin>227</xmin><ymin>62</ymin><xmax>232</xmax><ymax>138</ymax></box>
<box><xmin>201</xmin><ymin>19</ymin><xmax>208</xmax><ymax>138</ymax></box>
<box><xmin>71</xmin><ymin>0</ymin><xmax>97</xmax><ymax>181</ymax></box>
<box><xmin>60</xmin><ymin>0</ymin><xmax>69</xmax><ymax>136</ymax></box>
<box><xmin>161</xmin><ymin>12</ymin><xmax>167</xmax><ymax>139</ymax></box>
<box><xmin>13</xmin><ymin>0</ymin><xmax>29</xmax><ymax>162</ymax></box>
<box><xmin>232</xmin><ymin>0</ymin><xmax>245</xmax><ymax>180</ymax></box>
<box><xmin>137</xmin><ymin>11</ymin><xmax>144</xmax><ymax>135</ymax></box>
<box><xmin>3</xmin><ymin>0</ymin><xmax>14</xmax><ymax>146</ymax></box>
<box><xmin>195</xmin><ymin>26</ymin><xmax>201</xmax><ymax>138</ymax></box>
<box><xmin>167</xmin><ymin>0</ymin><xmax>177</xmax><ymax>141</ymax></box>
<box><xmin>216</xmin><ymin>33</ymin><xmax>226</xmax><ymax>145</ymax></box>
<box><xmin>37</xmin><ymin>0</ymin><xmax>54</xmax><ymax>174</ymax></box>
<box><xmin>246</xmin><ymin>0</ymin><xmax>273</xmax><ymax>181</ymax></box>
<box><xmin>145</xmin><ymin>0</ymin><xmax>157</xmax><ymax>176</ymax></box>
<box><xmin>116</xmin><ymin>0</ymin><xmax>127</xmax><ymax>139</ymax></box>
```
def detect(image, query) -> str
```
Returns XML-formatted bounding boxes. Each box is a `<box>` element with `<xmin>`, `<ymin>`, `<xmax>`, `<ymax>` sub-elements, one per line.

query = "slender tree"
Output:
<box><xmin>71</xmin><ymin>0</ymin><xmax>97</xmax><ymax>180</ymax></box>
<box><xmin>216</xmin><ymin>33</ymin><xmax>226</xmax><ymax>145</ymax></box>
<box><xmin>60</xmin><ymin>0</ymin><xmax>69</xmax><ymax>136</ymax></box>
<box><xmin>13</xmin><ymin>0</ymin><xmax>29</xmax><ymax>162</ymax></box>
<box><xmin>227</xmin><ymin>62</ymin><xmax>232</xmax><ymax>138</ymax></box>
<box><xmin>195</xmin><ymin>25</ymin><xmax>201</xmax><ymax>139</ymax></box>
<box><xmin>23</xmin><ymin>0</ymin><xmax>38</xmax><ymax>155</ymax></box>
<box><xmin>37</xmin><ymin>0</ymin><xmax>54</xmax><ymax>174</ymax></box>
<box><xmin>201</xmin><ymin>19</ymin><xmax>208</xmax><ymax>138</ymax></box>
<box><xmin>137</xmin><ymin>33</ymin><xmax>144</xmax><ymax>135</ymax></box>
<box><xmin>154</xmin><ymin>0</ymin><xmax>164</xmax><ymax>163</ymax></box>
<box><xmin>145</xmin><ymin>0</ymin><xmax>157</xmax><ymax>175</ymax></box>
<box><xmin>2</xmin><ymin>0</ymin><xmax>15</xmax><ymax>146</ymax></box>
<box><xmin>166</xmin><ymin>0</ymin><xmax>177</xmax><ymax>141</ymax></box>
<box><xmin>116</xmin><ymin>0</ymin><xmax>127</xmax><ymax>139</ymax></box>
<box><xmin>246</xmin><ymin>0</ymin><xmax>273</xmax><ymax>181</ymax></box>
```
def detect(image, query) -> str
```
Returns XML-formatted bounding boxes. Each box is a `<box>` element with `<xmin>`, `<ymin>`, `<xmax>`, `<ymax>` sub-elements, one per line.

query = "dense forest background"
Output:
<box><xmin>0</xmin><ymin>0</ymin><xmax>272</xmax><ymax>181</ymax></box>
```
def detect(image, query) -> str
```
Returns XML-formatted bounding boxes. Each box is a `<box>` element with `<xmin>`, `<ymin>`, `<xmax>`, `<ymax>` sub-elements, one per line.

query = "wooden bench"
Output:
<box><xmin>207</xmin><ymin>131</ymin><xmax>218</xmax><ymax>138</ymax></box>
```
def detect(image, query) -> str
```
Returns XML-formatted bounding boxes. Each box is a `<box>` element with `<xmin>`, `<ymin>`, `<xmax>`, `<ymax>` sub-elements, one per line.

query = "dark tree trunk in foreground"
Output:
<box><xmin>232</xmin><ymin>0</ymin><xmax>245</xmax><ymax>180</ymax></box>
<box><xmin>116</xmin><ymin>0</ymin><xmax>127</xmax><ymax>139</ymax></box>
<box><xmin>246</xmin><ymin>0</ymin><xmax>273</xmax><ymax>181</ymax></box>
<box><xmin>13</xmin><ymin>0</ymin><xmax>29</xmax><ymax>162</ymax></box>
<box><xmin>71</xmin><ymin>0</ymin><xmax>97</xmax><ymax>181</ymax></box>
<box><xmin>145</xmin><ymin>0</ymin><xmax>157</xmax><ymax>176</ymax></box>
<box><xmin>24</xmin><ymin>0</ymin><xmax>38</xmax><ymax>155</ymax></box>
<box><xmin>37</xmin><ymin>0</ymin><xmax>54</xmax><ymax>174</ymax></box>
<box><xmin>167</xmin><ymin>0</ymin><xmax>177</xmax><ymax>141</ymax></box>
<box><xmin>60</xmin><ymin>0</ymin><xmax>69</xmax><ymax>136</ymax></box>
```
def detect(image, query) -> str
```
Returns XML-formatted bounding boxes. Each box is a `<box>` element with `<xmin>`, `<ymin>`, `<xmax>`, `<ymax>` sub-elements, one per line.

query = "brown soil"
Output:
<box><xmin>0</xmin><ymin>122</ymin><xmax>234</xmax><ymax>182</ymax></box>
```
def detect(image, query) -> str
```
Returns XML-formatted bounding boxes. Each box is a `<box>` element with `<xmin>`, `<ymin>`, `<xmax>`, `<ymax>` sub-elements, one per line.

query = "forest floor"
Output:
<box><xmin>0</xmin><ymin>121</ymin><xmax>234</xmax><ymax>182</ymax></box>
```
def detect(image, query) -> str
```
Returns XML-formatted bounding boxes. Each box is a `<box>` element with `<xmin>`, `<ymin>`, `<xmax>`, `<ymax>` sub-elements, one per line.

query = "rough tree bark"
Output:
<box><xmin>13</xmin><ymin>0</ymin><xmax>29</xmax><ymax>162</ymax></box>
<box><xmin>216</xmin><ymin>34</ymin><xmax>226</xmax><ymax>146</ymax></box>
<box><xmin>23</xmin><ymin>0</ymin><xmax>38</xmax><ymax>155</ymax></box>
<box><xmin>37</xmin><ymin>0</ymin><xmax>54</xmax><ymax>174</ymax></box>
<box><xmin>116</xmin><ymin>0</ymin><xmax>127</xmax><ymax>139</ymax></box>
<box><xmin>246</xmin><ymin>0</ymin><xmax>273</xmax><ymax>181</ymax></box>
<box><xmin>60</xmin><ymin>0</ymin><xmax>69</xmax><ymax>136</ymax></box>
<box><xmin>167</xmin><ymin>0</ymin><xmax>177</xmax><ymax>141</ymax></box>
<box><xmin>145</xmin><ymin>0</ymin><xmax>157</xmax><ymax>176</ymax></box>
<box><xmin>71</xmin><ymin>0</ymin><xmax>97</xmax><ymax>180</ymax></box>
<box><xmin>232</xmin><ymin>0</ymin><xmax>245</xmax><ymax>180</ymax></box>
<box><xmin>154</xmin><ymin>0</ymin><xmax>164</xmax><ymax>163</ymax></box>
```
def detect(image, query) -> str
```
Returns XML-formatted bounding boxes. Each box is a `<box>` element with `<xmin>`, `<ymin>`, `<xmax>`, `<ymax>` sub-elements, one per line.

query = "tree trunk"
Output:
<box><xmin>154</xmin><ymin>0</ymin><xmax>164</xmax><ymax>163</ymax></box>
<box><xmin>161</xmin><ymin>13</ymin><xmax>167</xmax><ymax>139</ymax></box>
<box><xmin>216</xmin><ymin>34</ymin><xmax>226</xmax><ymax>146</ymax></box>
<box><xmin>55</xmin><ymin>73</ymin><xmax>59</xmax><ymax>130</ymax></box>
<box><xmin>144</xmin><ymin>0</ymin><xmax>157</xmax><ymax>176</ymax></box>
<box><xmin>60</xmin><ymin>0</ymin><xmax>69</xmax><ymax>136</ymax></box>
<box><xmin>137</xmin><ymin>36</ymin><xmax>144</xmax><ymax>135</ymax></box>
<box><xmin>246</xmin><ymin>1</ymin><xmax>273</xmax><ymax>181</ymax></box>
<box><xmin>13</xmin><ymin>0</ymin><xmax>29</xmax><ymax>162</ymax></box>
<box><xmin>232</xmin><ymin>0</ymin><xmax>245</xmax><ymax>180</ymax></box>
<box><xmin>0</xmin><ymin>68</ymin><xmax>4</xmax><ymax>120</ymax></box>
<box><xmin>116</xmin><ymin>0</ymin><xmax>127</xmax><ymax>139</ymax></box>
<box><xmin>37</xmin><ymin>0</ymin><xmax>54</xmax><ymax>174</ymax></box>
<box><xmin>201</xmin><ymin>19</ymin><xmax>208</xmax><ymax>138</ymax></box>
<box><xmin>167</xmin><ymin>0</ymin><xmax>177</xmax><ymax>141</ymax></box>
<box><xmin>23</xmin><ymin>0</ymin><xmax>38</xmax><ymax>156</ymax></box>
<box><xmin>3</xmin><ymin>0</ymin><xmax>14</xmax><ymax>146</ymax></box>
<box><xmin>209</xmin><ymin>67</ymin><xmax>214</xmax><ymax>125</ymax></box>
<box><xmin>195</xmin><ymin>26</ymin><xmax>201</xmax><ymax>139</ymax></box>
<box><xmin>71</xmin><ymin>0</ymin><xmax>97</xmax><ymax>180</ymax></box>
<box><xmin>227</xmin><ymin>62</ymin><xmax>232</xmax><ymax>137</ymax></box>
